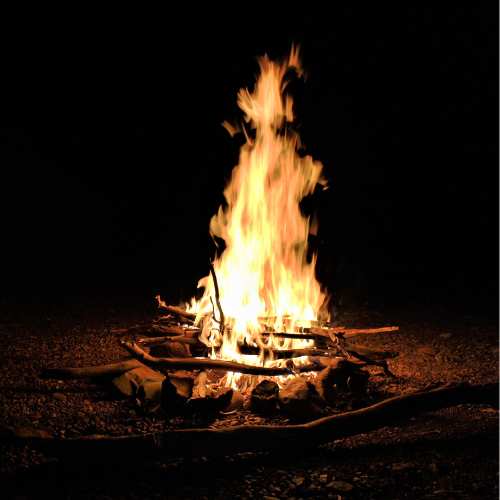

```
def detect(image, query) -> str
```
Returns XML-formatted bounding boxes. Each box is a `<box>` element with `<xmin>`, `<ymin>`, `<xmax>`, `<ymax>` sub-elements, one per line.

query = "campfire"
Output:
<box><xmin>116</xmin><ymin>46</ymin><xmax>397</xmax><ymax>408</ymax></box>
<box><xmin>32</xmin><ymin>48</ymin><xmax>497</xmax><ymax>459</ymax></box>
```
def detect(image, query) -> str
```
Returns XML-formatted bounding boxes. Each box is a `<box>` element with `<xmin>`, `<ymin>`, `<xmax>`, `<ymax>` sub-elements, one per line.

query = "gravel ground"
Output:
<box><xmin>0</xmin><ymin>289</ymin><xmax>498</xmax><ymax>500</ymax></box>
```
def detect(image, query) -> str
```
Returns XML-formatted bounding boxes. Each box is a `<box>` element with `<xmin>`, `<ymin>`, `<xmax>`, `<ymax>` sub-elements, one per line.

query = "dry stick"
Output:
<box><xmin>39</xmin><ymin>359</ymin><xmax>144</xmax><ymax>381</ymax></box>
<box><xmin>27</xmin><ymin>382</ymin><xmax>499</xmax><ymax>459</ymax></box>
<box><xmin>156</xmin><ymin>297</ymin><xmax>197</xmax><ymax>323</ymax></box>
<box><xmin>208</xmin><ymin>260</ymin><xmax>225</xmax><ymax>337</ymax></box>
<box><xmin>261</xmin><ymin>331</ymin><xmax>337</xmax><ymax>346</ymax></box>
<box><xmin>339</xmin><ymin>326</ymin><xmax>399</xmax><ymax>338</ymax></box>
<box><xmin>236</xmin><ymin>346</ymin><xmax>338</xmax><ymax>359</ymax></box>
<box><xmin>139</xmin><ymin>336</ymin><xmax>205</xmax><ymax>347</ymax></box>
<box><xmin>119</xmin><ymin>341</ymin><xmax>317</xmax><ymax>376</ymax></box>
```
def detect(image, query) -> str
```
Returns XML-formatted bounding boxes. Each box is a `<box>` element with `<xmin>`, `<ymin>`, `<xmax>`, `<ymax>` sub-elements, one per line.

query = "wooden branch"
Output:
<box><xmin>209</xmin><ymin>260</ymin><xmax>225</xmax><ymax>337</ymax></box>
<box><xmin>236</xmin><ymin>346</ymin><xmax>337</xmax><ymax>359</ymax></box>
<box><xmin>25</xmin><ymin>383</ymin><xmax>498</xmax><ymax>459</ymax></box>
<box><xmin>39</xmin><ymin>359</ymin><xmax>144</xmax><ymax>381</ymax></box>
<box><xmin>139</xmin><ymin>336</ymin><xmax>205</xmax><ymax>347</ymax></box>
<box><xmin>119</xmin><ymin>341</ymin><xmax>318</xmax><ymax>376</ymax></box>
<box><xmin>155</xmin><ymin>297</ymin><xmax>197</xmax><ymax>323</ymax></box>
<box><xmin>302</xmin><ymin>326</ymin><xmax>399</xmax><ymax>338</ymax></box>
<box><xmin>338</xmin><ymin>327</ymin><xmax>399</xmax><ymax>338</ymax></box>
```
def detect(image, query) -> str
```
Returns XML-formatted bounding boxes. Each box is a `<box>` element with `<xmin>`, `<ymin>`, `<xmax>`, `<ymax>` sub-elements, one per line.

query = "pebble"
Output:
<box><xmin>52</xmin><ymin>392</ymin><xmax>67</xmax><ymax>401</ymax></box>
<box><xmin>428</xmin><ymin>463</ymin><xmax>439</xmax><ymax>473</ymax></box>
<box><xmin>326</xmin><ymin>481</ymin><xmax>353</xmax><ymax>492</ymax></box>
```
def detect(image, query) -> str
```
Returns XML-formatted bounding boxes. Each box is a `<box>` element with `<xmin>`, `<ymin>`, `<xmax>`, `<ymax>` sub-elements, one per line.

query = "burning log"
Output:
<box><xmin>119</xmin><ymin>340</ymin><xmax>320</xmax><ymax>376</ymax></box>
<box><xmin>23</xmin><ymin>382</ymin><xmax>499</xmax><ymax>460</ymax></box>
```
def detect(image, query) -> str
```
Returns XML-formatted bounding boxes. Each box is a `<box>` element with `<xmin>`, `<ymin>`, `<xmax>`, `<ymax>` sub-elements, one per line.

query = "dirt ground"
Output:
<box><xmin>0</xmin><ymin>289</ymin><xmax>498</xmax><ymax>500</ymax></box>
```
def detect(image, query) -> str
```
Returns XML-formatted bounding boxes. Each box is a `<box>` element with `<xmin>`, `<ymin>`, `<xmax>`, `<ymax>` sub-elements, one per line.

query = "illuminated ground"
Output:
<box><xmin>0</xmin><ymin>290</ymin><xmax>497</xmax><ymax>500</ymax></box>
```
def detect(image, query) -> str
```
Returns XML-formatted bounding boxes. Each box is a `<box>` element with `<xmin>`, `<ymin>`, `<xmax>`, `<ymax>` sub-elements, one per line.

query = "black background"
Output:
<box><xmin>3</xmin><ymin>3</ymin><xmax>498</xmax><ymax>313</ymax></box>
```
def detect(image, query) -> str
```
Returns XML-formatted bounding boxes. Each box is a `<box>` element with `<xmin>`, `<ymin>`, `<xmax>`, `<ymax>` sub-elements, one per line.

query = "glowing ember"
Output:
<box><xmin>188</xmin><ymin>47</ymin><xmax>328</xmax><ymax>387</ymax></box>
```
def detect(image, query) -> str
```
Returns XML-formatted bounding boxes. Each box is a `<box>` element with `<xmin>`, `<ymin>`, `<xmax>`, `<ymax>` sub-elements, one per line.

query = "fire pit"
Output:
<box><xmin>29</xmin><ymin>48</ymin><xmax>498</xmax><ymax>459</ymax></box>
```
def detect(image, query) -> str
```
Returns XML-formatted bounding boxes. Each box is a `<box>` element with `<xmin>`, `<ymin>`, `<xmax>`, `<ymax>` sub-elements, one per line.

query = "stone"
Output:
<box><xmin>161</xmin><ymin>373</ymin><xmax>196</xmax><ymax>410</ymax></box>
<box><xmin>111</xmin><ymin>366</ymin><xmax>165</xmax><ymax>397</ymax></box>
<box><xmin>278</xmin><ymin>377</ymin><xmax>325</xmax><ymax>419</ymax></box>
<box><xmin>250</xmin><ymin>379</ymin><xmax>279</xmax><ymax>413</ymax></box>
<box><xmin>418</xmin><ymin>346</ymin><xmax>436</xmax><ymax>356</ymax></box>
<box><xmin>326</xmin><ymin>480</ymin><xmax>354</xmax><ymax>492</ymax></box>
<box><xmin>312</xmin><ymin>358</ymin><xmax>369</xmax><ymax>406</ymax></box>
<box><xmin>221</xmin><ymin>388</ymin><xmax>245</xmax><ymax>413</ymax></box>
<box><xmin>12</xmin><ymin>427</ymin><xmax>53</xmax><ymax>439</ymax></box>
<box><xmin>149</xmin><ymin>342</ymin><xmax>191</xmax><ymax>358</ymax></box>
<box><xmin>52</xmin><ymin>392</ymin><xmax>67</xmax><ymax>401</ymax></box>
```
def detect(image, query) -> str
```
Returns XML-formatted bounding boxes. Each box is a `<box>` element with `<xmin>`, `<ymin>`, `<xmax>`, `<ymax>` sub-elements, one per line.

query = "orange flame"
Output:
<box><xmin>189</xmin><ymin>47</ymin><xmax>327</xmax><ymax>387</ymax></box>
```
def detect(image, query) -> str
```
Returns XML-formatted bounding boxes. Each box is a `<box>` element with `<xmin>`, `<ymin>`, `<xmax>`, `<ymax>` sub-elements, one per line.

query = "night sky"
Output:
<box><xmin>3</xmin><ymin>3</ymin><xmax>498</xmax><ymax>313</ymax></box>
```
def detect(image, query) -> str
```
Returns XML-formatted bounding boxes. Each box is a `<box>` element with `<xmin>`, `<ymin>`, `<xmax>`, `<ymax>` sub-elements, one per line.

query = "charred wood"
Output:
<box><xmin>120</xmin><ymin>341</ymin><xmax>320</xmax><ymax>376</ymax></box>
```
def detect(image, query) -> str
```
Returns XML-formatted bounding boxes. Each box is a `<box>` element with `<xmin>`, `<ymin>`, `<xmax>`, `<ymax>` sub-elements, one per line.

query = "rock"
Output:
<box><xmin>221</xmin><ymin>388</ymin><xmax>245</xmax><ymax>413</ymax></box>
<box><xmin>149</xmin><ymin>342</ymin><xmax>191</xmax><ymax>358</ymax></box>
<box><xmin>392</xmin><ymin>463</ymin><xmax>414</xmax><ymax>471</ymax></box>
<box><xmin>52</xmin><ymin>392</ymin><xmax>67</xmax><ymax>401</ymax></box>
<box><xmin>439</xmin><ymin>333</ymin><xmax>453</xmax><ymax>339</ymax></box>
<box><xmin>161</xmin><ymin>373</ymin><xmax>196</xmax><ymax>410</ymax></box>
<box><xmin>186</xmin><ymin>386</ymin><xmax>236</xmax><ymax>414</ymax></box>
<box><xmin>428</xmin><ymin>463</ymin><xmax>439</xmax><ymax>473</ymax></box>
<box><xmin>278</xmin><ymin>377</ymin><xmax>325</xmax><ymax>419</ymax></box>
<box><xmin>292</xmin><ymin>476</ymin><xmax>305</xmax><ymax>485</ymax></box>
<box><xmin>312</xmin><ymin>358</ymin><xmax>369</xmax><ymax>406</ymax></box>
<box><xmin>12</xmin><ymin>427</ymin><xmax>53</xmax><ymax>439</ymax></box>
<box><xmin>111</xmin><ymin>367</ymin><xmax>166</xmax><ymax>397</ymax></box>
<box><xmin>326</xmin><ymin>480</ymin><xmax>354</xmax><ymax>492</ymax></box>
<box><xmin>137</xmin><ymin>380</ymin><xmax>163</xmax><ymax>403</ymax></box>
<box><xmin>418</xmin><ymin>346</ymin><xmax>436</xmax><ymax>356</ymax></box>
<box><xmin>250</xmin><ymin>380</ymin><xmax>279</xmax><ymax>413</ymax></box>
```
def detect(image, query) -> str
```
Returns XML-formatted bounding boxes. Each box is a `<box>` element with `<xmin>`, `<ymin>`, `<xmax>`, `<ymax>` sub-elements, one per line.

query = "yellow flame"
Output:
<box><xmin>189</xmin><ymin>47</ymin><xmax>327</xmax><ymax>387</ymax></box>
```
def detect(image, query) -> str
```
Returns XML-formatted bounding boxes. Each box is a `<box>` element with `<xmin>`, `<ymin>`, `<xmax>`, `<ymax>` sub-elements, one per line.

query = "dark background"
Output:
<box><xmin>2</xmin><ymin>3</ymin><xmax>498</xmax><ymax>314</ymax></box>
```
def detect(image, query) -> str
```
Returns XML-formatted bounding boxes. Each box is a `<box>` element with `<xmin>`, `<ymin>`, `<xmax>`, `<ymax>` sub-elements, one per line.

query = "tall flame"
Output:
<box><xmin>190</xmin><ymin>47</ymin><xmax>327</xmax><ymax>382</ymax></box>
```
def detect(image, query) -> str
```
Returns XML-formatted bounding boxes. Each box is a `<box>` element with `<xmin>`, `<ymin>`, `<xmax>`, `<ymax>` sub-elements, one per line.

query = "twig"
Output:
<box><xmin>209</xmin><ymin>260</ymin><xmax>225</xmax><ymax>337</ymax></box>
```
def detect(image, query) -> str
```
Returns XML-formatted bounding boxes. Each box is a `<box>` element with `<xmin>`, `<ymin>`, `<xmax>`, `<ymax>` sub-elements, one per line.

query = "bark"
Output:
<box><xmin>119</xmin><ymin>341</ymin><xmax>318</xmax><ymax>376</ymax></box>
<box><xmin>156</xmin><ymin>298</ymin><xmax>197</xmax><ymax>323</ymax></box>
<box><xmin>305</xmin><ymin>326</ymin><xmax>399</xmax><ymax>337</ymax></box>
<box><xmin>140</xmin><ymin>336</ymin><xmax>205</xmax><ymax>347</ymax></box>
<box><xmin>26</xmin><ymin>382</ymin><xmax>498</xmax><ymax>459</ymax></box>
<box><xmin>39</xmin><ymin>359</ymin><xmax>144</xmax><ymax>381</ymax></box>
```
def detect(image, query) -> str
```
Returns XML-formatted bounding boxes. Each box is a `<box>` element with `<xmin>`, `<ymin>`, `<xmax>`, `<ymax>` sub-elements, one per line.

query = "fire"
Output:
<box><xmin>188</xmin><ymin>47</ymin><xmax>328</xmax><ymax>387</ymax></box>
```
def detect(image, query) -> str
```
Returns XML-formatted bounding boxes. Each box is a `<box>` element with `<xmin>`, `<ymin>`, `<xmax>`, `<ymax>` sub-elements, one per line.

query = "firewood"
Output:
<box><xmin>139</xmin><ymin>336</ymin><xmax>204</xmax><ymax>347</ymax></box>
<box><xmin>155</xmin><ymin>297</ymin><xmax>198</xmax><ymax>323</ymax></box>
<box><xmin>190</xmin><ymin>370</ymin><xmax>208</xmax><ymax>400</ymax></box>
<box><xmin>25</xmin><ymin>382</ymin><xmax>498</xmax><ymax>459</ymax></box>
<box><xmin>119</xmin><ymin>341</ymin><xmax>319</xmax><ymax>376</ymax></box>
<box><xmin>39</xmin><ymin>359</ymin><xmax>144</xmax><ymax>381</ymax></box>
<box><xmin>304</xmin><ymin>326</ymin><xmax>399</xmax><ymax>337</ymax></box>
<box><xmin>339</xmin><ymin>326</ymin><xmax>399</xmax><ymax>337</ymax></box>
